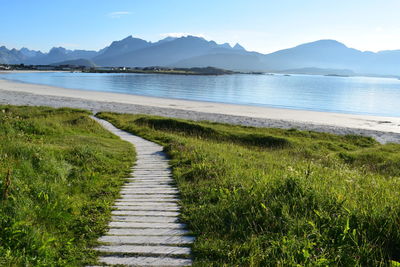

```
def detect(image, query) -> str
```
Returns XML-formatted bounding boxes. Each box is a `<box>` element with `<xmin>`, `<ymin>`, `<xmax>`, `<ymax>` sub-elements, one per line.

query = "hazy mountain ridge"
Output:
<box><xmin>1</xmin><ymin>36</ymin><xmax>400</xmax><ymax>76</ymax></box>
<box><xmin>93</xmin><ymin>36</ymin><xmax>244</xmax><ymax>67</ymax></box>
<box><xmin>25</xmin><ymin>47</ymin><xmax>98</xmax><ymax>65</ymax></box>
<box><xmin>259</xmin><ymin>40</ymin><xmax>399</xmax><ymax>75</ymax></box>
<box><xmin>172</xmin><ymin>52</ymin><xmax>265</xmax><ymax>71</ymax></box>
<box><xmin>93</xmin><ymin>35</ymin><xmax>152</xmax><ymax>64</ymax></box>
<box><xmin>0</xmin><ymin>46</ymin><xmax>28</xmax><ymax>64</ymax></box>
<box><xmin>50</xmin><ymin>58</ymin><xmax>97</xmax><ymax>67</ymax></box>
<box><xmin>19</xmin><ymin>48</ymin><xmax>44</xmax><ymax>58</ymax></box>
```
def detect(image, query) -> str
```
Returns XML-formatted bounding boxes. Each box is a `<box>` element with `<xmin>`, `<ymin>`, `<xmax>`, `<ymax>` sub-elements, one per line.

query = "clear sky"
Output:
<box><xmin>2</xmin><ymin>0</ymin><xmax>400</xmax><ymax>53</ymax></box>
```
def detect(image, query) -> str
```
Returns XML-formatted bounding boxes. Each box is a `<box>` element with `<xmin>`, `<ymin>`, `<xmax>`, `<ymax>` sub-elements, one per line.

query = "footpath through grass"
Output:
<box><xmin>98</xmin><ymin>112</ymin><xmax>400</xmax><ymax>266</ymax></box>
<box><xmin>0</xmin><ymin>106</ymin><xmax>134</xmax><ymax>266</ymax></box>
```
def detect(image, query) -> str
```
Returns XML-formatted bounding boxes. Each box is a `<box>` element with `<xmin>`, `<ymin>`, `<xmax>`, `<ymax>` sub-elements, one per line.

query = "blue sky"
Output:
<box><xmin>2</xmin><ymin>0</ymin><xmax>400</xmax><ymax>53</ymax></box>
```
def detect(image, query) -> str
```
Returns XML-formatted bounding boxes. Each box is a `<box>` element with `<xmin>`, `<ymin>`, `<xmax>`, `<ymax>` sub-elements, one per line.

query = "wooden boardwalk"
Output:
<box><xmin>92</xmin><ymin>118</ymin><xmax>193</xmax><ymax>266</ymax></box>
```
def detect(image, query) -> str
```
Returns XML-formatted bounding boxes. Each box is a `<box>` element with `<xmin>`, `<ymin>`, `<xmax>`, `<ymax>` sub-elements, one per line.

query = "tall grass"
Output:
<box><xmin>0</xmin><ymin>106</ymin><xmax>134</xmax><ymax>266</ymax></box>
<box><xmin>98</xmin><ymin>112</ymin><xmax>400</xmax><ymax>266</ymax></box>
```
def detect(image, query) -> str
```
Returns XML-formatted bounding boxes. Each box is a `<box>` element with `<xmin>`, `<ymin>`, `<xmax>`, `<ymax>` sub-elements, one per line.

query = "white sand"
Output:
<box><xmin>0</xmin><ymin>78</ymin><xmax>399</xmax><ymax>143</ymax></box>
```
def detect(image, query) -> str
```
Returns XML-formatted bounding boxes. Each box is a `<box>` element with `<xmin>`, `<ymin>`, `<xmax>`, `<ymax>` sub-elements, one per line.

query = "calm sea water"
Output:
<box><xmin>1</xmin><ymin>72</ymin><xmax>400</xmax><ymax>117</ymax></box>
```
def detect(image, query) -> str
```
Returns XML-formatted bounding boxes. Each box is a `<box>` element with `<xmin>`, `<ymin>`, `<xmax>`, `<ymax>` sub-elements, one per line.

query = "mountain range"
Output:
<box><xmin>1</xmin><ymin>36</ymin><xmax>400</xmax><ymax>76</ymax></box>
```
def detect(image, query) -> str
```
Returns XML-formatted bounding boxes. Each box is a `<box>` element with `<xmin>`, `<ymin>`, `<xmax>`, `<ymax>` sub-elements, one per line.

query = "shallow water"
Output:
<box><xmin>1</xmin><ymin>72</ymin><xmax>400</xmax><ymax>117</ymax></box>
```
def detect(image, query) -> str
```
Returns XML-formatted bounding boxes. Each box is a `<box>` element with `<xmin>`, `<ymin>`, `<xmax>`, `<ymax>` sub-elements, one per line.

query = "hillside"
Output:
<box><xmin>98</xmin><ymin>112</ymin><xmax>400</xmax><ymax>266</ymax></box>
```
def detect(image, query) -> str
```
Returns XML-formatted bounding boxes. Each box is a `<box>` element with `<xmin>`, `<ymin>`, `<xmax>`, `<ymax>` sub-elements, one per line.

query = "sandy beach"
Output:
<box><xmin>0</xmin><ymin>78</ymin><xmax>399</xmax><ymax>143</ymax></box>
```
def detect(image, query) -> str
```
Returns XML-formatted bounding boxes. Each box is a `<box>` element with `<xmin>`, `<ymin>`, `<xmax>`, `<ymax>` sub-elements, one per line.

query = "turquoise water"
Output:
<box><xmin>1</xmin><ymin>72</ymin><xmax>400</xmax><ymax>117</ymax></box>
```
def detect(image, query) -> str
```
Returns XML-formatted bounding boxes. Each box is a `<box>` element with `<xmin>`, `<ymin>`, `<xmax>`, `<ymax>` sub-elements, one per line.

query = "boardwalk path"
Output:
<box><xmin>93</xmin><ymin>117</ymin><xmax>193</xmax><ymax>266</ymax></box>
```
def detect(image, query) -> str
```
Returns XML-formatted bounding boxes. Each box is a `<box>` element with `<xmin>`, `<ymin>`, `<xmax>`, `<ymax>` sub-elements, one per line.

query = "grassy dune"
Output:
<box><xmin>0</xmin><ymin>106</ymin><xmax>134</xmax><ymax>266</ymax></box>
<box><xmin>98</xmin><ymin>112</ymin><xmax>400</xmax><ymax>266</ymax></box>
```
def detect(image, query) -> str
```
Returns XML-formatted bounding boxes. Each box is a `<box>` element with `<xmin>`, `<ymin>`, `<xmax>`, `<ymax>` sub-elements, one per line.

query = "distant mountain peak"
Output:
<box><xmin>316</xmin><ymin>39</ymin><xmax>346</xmax><ymax>45</ymax></box>
<box><xmin>111</xmin><ymin>35</ymin><xmax>148</xmax><ymax>45</ymax></box>
<box><xmin>171</xmin><ymin>35</ymin><xmax>213</xmax><ymax>46</ymax></box>
<box><xmin>297</xmin><ymin>39</ymin><xmax>348</xmax><ymax>49</ymax></box>
<box><xmin>20</xmin><ymin>47</ymin><xmax>32</xmax><ymax>53</ymax></box>
<box><xmin>93</xmin><ymin>35</ymin><xmax>152</xmax><ymax>64</ymax></box>
<box><xmin>233</xmin><ymin>43</ymin><xmax>245</xmax><ymax>51</ymax></box>
<box><xmin>157</xmin><ymin>37</ymin><xmax>177</xmax><ymax>43</ymax></box>
<box><xmin>122</xmin><ymin>35</ymin><xmax>133</xmax><ymax>40</ymax></box>
<box><xmin>220</xmin><ymin>43</ymin><xmax>232</xmax><ymax>49</ymax></box>
<box><xmin>19</xmin><ymin>48</ymin><xmax>44</xmax><ymax>58</ymax></box>
<box><xmin>49</xmin><ymin>47</ymin><xmax>68</xmax><ymax>54</ymax></box>
<box><xmin>105</xmin><ymin>36</ymin><xmax>150</xmax><ymax>51</ymax></box>
<box><xmin>184</xmin><ymin>35</ymin><xmax>206</xmax><ymax>41</ymax></box>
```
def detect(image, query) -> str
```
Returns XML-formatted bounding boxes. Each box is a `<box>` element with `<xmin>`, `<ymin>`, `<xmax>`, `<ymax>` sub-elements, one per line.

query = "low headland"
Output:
<box><xmin>0</xmin><ymin>64</ymin><xmax>237</xmax><ymax>75</ymax></box>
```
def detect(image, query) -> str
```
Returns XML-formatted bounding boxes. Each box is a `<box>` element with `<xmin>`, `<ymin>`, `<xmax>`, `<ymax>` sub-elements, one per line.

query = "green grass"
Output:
<box><xmin>97</xmin><ymin>112</ymin><xmax>400</xmax><ymax>266</ymax></box>
<box><xmin>0</xmin><ymin>106</ymin><xmax>134</xmax><ymax>266</ymax></box>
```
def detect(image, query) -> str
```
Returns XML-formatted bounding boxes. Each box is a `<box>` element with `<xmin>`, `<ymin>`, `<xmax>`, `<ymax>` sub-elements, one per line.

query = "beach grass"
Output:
<box><xmin>0</xmin><ymin>106</ymin><xmax>134</xmax><ymax>266</ymax></box>
<box><xmin>97</xmin><ymin>112</ymin><xmax>400</xmax><ymax>266</ymax></box>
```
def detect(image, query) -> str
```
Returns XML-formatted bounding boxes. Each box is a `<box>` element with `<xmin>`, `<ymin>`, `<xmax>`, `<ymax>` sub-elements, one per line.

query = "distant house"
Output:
<box><xmin>0</xmin><ymin>65</ymin><xmax>11</xmax><ymax>70</ymax></box>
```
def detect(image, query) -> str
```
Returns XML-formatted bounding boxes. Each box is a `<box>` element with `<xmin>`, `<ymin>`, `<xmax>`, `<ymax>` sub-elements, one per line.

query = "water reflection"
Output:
<box><xmin>1</xmin><ymin>72</ymin><xmax>399</xmax><ymax>117</ymax></box>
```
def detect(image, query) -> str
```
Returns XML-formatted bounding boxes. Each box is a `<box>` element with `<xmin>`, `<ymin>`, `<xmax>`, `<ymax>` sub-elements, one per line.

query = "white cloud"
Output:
<box><xmin>107</xmin><ymin>11</ymin><xmax>131</xmax><ymax>19</ymax></box>
<box><xmin>159</xmin><ymin>32</ymin><xmax>206</xmax><ymax>39</ymax></box>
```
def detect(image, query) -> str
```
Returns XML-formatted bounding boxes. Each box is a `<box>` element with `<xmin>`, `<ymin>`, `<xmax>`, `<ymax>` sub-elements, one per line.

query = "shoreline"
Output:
<box><xmin>1</xmin><ymin>78</ymin><xmax>400</xmax><ymax>144</ymax></box>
